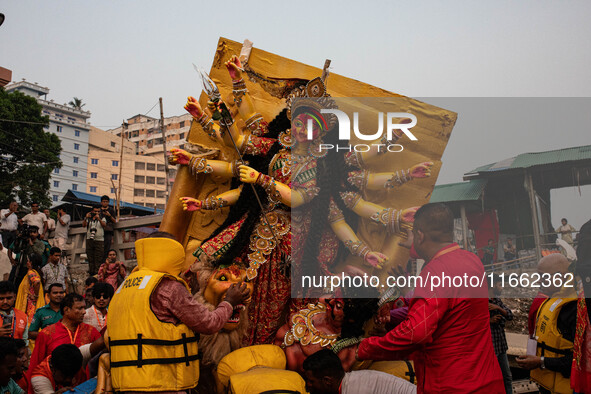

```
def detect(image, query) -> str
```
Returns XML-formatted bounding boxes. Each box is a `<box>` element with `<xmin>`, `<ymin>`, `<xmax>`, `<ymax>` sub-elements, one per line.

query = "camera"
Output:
<box><xmin>88</xmin><ymin>227</ymin><xmax>98</xmax><ymax>240</ymax></box>
<box><xmin>16</xmin><ymin>223</ymin><xmax>30</xmax><ymax>240</ymax></box>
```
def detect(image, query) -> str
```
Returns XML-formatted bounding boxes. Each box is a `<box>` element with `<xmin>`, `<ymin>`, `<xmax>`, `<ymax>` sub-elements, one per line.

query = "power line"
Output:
<box><xmin>0</xmin><ymin>118</ymin><xmax>47</xmax><ymax>125</ymax></box>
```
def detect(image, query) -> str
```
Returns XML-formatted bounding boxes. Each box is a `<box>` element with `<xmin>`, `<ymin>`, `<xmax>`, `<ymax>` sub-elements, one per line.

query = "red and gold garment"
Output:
<box><xmin>572</xmin><ymin>295</ymin><xmax>591</xmax><ymax>392</ymax></box>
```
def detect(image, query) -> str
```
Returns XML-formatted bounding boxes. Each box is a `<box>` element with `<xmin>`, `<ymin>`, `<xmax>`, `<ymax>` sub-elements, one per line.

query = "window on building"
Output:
<box><xmin>146</xmin><ymin>190</ymin><xmax>155</xmax><ymax>197</ymax></box>
<box><xmin>53</xmin><ymin>181</ymin><xmax>60</xmax><ymax>188</ymax></box>
<box><xmin>54</xmin><ymin>168</ymin><xmax>59</xmax><ymax>174</ymax></box>
<box><xmin>52</xmin><ymin>195</ymin><xmax>59</xmax><ymax>202</ymax></box>
<box><xmin>56</xmin><ymin>125</ymin><xmax>62</xmax><ymax>133</ymax></box>
<box><xmin>75</xmin><ymin>130</ymin><xmax>80</xmax><ymax>137</ymax></box>
<box><xmin>180</xmin><ymin>133</ymin><xmax>185</xmax><ymax>139</ymax></box>
<box><xmin>91</xmin><ymin>172</ymin><xmax>98</xmax><ymax>179</ymax></box>
<box><xmin>111</xmin><ymin>187</ymin><xmax>117</xmax><ymax>194</ymax></box>
<box><xmin>134</xmin><ymin>189</ymin><xmax>144</xmax><ymax>197</ymax></box>
<box><xmin>74</xmin><ymin>143</ymin><xmax>80</xmax><ymax>150</ymax></box>
<box><xmin>146</xmin><ymin>176</ymin><xmax>155</xmax><ymax>184</ymax></box>
<box><xmin>90</xmin><ymin>186</ymin><xmax>97</xmax><ymax>193</ymax></box>
<box><xmin>157</xmin><ymin>177</ymin><xmax>165</xmax><ymax>185</ymax></box>
<box><xmin>157</xmin><ymin>164</ymin><xmax>165</xmax><ymax>171</ymax></box>
<box><xmin>180</xmin><ymin>121</ymin><xmax>185</xmax><ymax>128</ymax></box>
<box><xmin>157</xmin><ymin>190</ymin><xmax>166</xmax><ymax>198</ymax></box>
<box><xmin>135</xmin><ymin>162</ymin><xmax>145</xmax><ymax>170</ymax></box>
<box><xmin>111</xmin><ymin>174</ymin><xmax>118</xmax><ymax>180</ymax></box>
<box><xmin>72</xmin><ymin>184</ymin><xmax>78</xmax><ymax>191</ymax></box>
<box><xmin>156</xmin><ymin>204</ymin><xmax>165</xmax><ymax>210</ymax></box>
<box><xmin>134</xmin><ymin>175</ymin><xmax>145</xmax><ymax>183</ymax></box>
<box><xmin>111</xmin><ymin>141</ymin><xmax>116</xmax><ymax>147</ymax></box>
<box><xmin>146</xmin><ymin>163</ymin><xmax>156</xmax><ymax>171</ymax></box>
<box><xmin>73</xmin><ymin>170</ymin><xmax>78</xmax><ymax>177</ymax></box>
<box><xmin>112</xmin><ymin>160</ymin><xmax>119</xmax><ymax>167</ymax></box>
<box><xmin>91</xmin><ymin>158</ymin><xmax>98</xmax><ymax>165</ymax></box>
<box><xmin>73</xmin><ymin>156</ymin><xmax>79</xmax><ymax>164</ymax></box>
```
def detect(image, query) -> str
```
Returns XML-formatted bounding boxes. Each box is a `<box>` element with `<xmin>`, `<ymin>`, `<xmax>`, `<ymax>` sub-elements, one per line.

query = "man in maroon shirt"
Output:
<box><xmin>356</xmin><ymin>203</ymin><xmax>504</xmax><ymax>393</ymax></box>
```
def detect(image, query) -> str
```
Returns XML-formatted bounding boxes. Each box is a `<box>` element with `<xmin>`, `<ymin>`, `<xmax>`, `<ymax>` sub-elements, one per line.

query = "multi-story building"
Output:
<box><xmin>87</xmin><ymin>127</ymin><xmax>174</xmax><ymax>211</ymax></box>
<box><xmin>107</xmin><ymin>113</ymin><xmax>190</xmax><ymax>158</ymax></box>
<box><xmin>5</xmin><ymin>80</ymin><xmax>91</xmax><ymax>205</ymax></box>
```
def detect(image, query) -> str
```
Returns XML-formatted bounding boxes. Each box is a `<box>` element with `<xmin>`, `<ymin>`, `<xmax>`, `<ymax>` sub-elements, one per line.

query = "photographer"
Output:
<box><xmin>8</xmin><ymin>226</ymin><xmax>45</xmax><ymax>287</ymax></box>
<box><xmin>82</xmin><ymin>206</ymin><xmax>106</xmax><ymax>276</ymax></box>
<box><xmin>99</xmin><ymin>196</ymin><xmax>116</xmax><ymax>263</ymax></box>
<box><xmin>0</xmin><ymin>281</ymin><xmax>28</xmax><ymax>344</ymax></box>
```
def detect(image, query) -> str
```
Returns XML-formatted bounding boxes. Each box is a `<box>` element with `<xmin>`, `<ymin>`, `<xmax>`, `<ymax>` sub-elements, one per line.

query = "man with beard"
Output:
<box><xmin>0</xmin><ymin>281</ymin><xmax>28</xmax><ymax>343</ymax></box>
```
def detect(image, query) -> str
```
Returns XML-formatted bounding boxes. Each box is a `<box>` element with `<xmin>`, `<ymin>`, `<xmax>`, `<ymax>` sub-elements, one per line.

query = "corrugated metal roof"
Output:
<box><xmin>61</xmin><ymin>190</ymin><xmax>164</xmax><ymax>214</ymax></box>
<box><xmin>430</xmin><ymin>179</ymin><xmax>487</xmax><ymax>203</ymax></box>
<box><xmin>466</xmin><ymin>145</ymin><xmax>591</xmax><ymax>176</ymax></box>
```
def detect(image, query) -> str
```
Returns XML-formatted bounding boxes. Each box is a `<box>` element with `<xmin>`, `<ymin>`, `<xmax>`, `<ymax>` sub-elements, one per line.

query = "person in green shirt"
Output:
<box><xmin>28</xmin><ymin>283</ymin><xmax>65</xmax><ymax>340</ymax></box>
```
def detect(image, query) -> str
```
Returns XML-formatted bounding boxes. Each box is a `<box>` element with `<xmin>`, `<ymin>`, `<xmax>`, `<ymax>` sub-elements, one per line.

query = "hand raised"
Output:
<box><xmin>401</xmin><ymin>207</ymin><xmax>419</xmax><ymax>224</ymax></box>
<box><xmin>168</xmin><ymin>148</ymin><xmax>192</xmax><ymax>166</ymax></box>
<box><xmin>225</xmin><ymin>55</ymin><xmax>243</xmax><ymax>81</ymax></box>
<box><xmin>179</xmin><ymin>197</ymin><xmax>202</xmax><ymax>212</ymax></box>
<box><xmin>184</xmin><ymin>96</ymin><xmax>203</xmax><ymax>119</ymax></box>
<box><xmin>238</xmin><ymin>165</ymin><xmax>259</xmax><ymax>184</ymax></box>
<box><xmin>410</xmin><ymin>162</ymin><xmax>434</xmax><ymax>178</ymax></box>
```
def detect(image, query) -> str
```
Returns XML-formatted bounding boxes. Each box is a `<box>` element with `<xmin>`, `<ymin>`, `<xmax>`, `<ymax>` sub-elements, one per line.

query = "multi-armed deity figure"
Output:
<box><xmin>169</xmin><ymin>55</ymin><xmax>433</xmax><ymax>346</ymax></box>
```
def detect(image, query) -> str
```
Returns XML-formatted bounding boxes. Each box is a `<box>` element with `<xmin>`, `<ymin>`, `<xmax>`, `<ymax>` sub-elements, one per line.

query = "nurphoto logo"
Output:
<box><xmin>309</xmin><ymin>110</ymin><xmax>418</xmax><ymax>153</ymax></box>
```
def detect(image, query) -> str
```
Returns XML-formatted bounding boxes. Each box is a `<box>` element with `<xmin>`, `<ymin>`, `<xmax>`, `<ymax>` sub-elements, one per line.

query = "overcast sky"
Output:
<box><xmin>1</xmin><ymin>1</ymin><xmax>590</xmax><ymax>228</ymax></box>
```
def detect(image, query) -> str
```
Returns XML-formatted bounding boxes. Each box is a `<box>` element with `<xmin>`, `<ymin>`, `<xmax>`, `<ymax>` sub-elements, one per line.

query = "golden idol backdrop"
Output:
<box><xmin>160</xmin><ymin>37</ymin><xmax>457</xmax><ymax>282</ymax></box>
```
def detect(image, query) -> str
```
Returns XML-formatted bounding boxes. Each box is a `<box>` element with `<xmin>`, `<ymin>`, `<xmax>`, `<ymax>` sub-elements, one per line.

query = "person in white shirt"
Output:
<box><xmin>0</xmin><ymin>201</ymin><xmax>19</xmax><ymax>248</ymax></box>
<box><xmin>53</xmin><ymin>208</ymin><xmax>70</xmax><ymax>251</ymax></box>
<box><xmin>302</xmin><ymin>349</ymin><xmax>416</xmax><ymax>394</ymax></box>
<box><xmin>82</xmin><ymin>282</ymin><xmax>112</xmax><ymax>332</ymax></box>
<box><xmin>42</xmin><ymin>209</ymin><xmax>56</xmax><ymax>243</ymax></box>
<box><xmin>21</xmin><ymin>203</ymin><xmax>47</xmax><ymax>239</ymax></box>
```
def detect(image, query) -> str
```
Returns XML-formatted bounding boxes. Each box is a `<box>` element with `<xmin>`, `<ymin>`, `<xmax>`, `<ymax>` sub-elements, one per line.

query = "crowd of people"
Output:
<box><xmin>0</xmin><ymin>196</ymin><xmax>590</xmax><ymax>394</ymax></box>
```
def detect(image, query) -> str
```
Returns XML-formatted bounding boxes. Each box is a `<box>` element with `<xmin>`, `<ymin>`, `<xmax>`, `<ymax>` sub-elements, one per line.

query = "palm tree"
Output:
<box><xmin>68</xmin><ymin>97</ymin><xmax>86</xmax><ymax>110</ymax></box>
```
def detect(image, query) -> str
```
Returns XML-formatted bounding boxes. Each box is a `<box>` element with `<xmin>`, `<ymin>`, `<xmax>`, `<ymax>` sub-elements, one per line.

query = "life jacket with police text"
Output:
<box><xmin>531</xmin><ymin>287</ymin><xmax>577</xmax><ymax>394</ymax></box>
<box><xmin>108</xmin><ymin>269</ymin><xmax>199</xmax><ymax>392</ymax></box>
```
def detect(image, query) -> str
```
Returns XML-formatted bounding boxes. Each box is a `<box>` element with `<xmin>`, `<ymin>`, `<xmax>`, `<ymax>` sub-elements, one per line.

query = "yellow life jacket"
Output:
<box><xmin>531</xmin><ymin>287</ymin><xmax>577</xmax><ymax>394</ymax></box>
<box><xmin>108</xmin><ymin>269</ymin><xmax>199</xmax><ymax>391</ymax></box>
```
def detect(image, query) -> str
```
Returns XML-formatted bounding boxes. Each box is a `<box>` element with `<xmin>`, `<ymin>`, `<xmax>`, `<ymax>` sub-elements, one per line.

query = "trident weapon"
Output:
<box><xmin>193</xmin><ymin>65</ymin><xmax>280</xmax><ymax>248</ymax></box>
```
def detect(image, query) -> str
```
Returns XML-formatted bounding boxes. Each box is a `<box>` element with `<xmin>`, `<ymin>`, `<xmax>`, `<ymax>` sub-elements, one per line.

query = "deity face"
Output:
<box><xmin>292</xmin><ymin>113</ymin><xmax>322</xmax><ymax>143</ymax></box>
<box><xmin>203</xmin><ymin>264</ymin><xmax>254</xmax><ymax>331</ymax></box>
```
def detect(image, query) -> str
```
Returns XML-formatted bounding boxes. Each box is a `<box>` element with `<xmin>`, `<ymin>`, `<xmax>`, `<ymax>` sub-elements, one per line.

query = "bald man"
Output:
<box><xmin>516</xmin><ymin>253</ymin><xmax>576</xmax><ymax>393</ymax></box>
<box><xmin>356</xmin><ymin>203</ymin><xmax>504</xmax><ymax>393</ymax></box>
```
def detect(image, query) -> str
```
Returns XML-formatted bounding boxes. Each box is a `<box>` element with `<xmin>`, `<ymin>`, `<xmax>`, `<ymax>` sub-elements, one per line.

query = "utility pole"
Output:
<box><xmin>159</xmin><ymin>97</ymin><xmax>171</xmax><ymax>202</ymax></box>
<box><xmin>116</xmin><ymin>121</ymin><xmax>128</xmax><ymax>220</ymax></box>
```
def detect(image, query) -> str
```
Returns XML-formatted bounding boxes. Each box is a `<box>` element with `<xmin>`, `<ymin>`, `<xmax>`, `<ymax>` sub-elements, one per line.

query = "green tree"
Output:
<box><xmin>68</xmin><ymin>97</ymin><xmax>85</xmax><ymax>110</ymax></box>
<box><xmin>0</xmin><ymin>88</ymin><xmax>62</xmax><ymax>208</ymax></box>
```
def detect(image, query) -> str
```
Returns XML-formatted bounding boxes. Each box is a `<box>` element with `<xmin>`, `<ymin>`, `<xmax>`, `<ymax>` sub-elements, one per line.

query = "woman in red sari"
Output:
<box><xmin>97</xmin><ymin>249</ymin><xmax>127</xmax><ymax>291</ymax></box>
